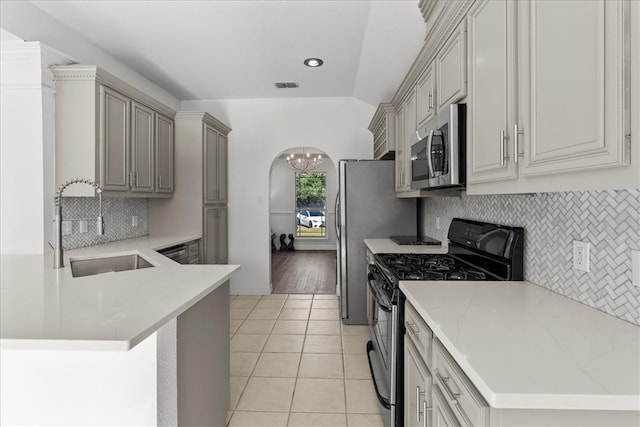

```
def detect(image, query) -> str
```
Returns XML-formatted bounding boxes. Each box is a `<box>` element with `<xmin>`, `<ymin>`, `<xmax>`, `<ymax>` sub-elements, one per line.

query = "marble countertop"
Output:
<box><xmin>364</xmin><ymin>238</ymin><xmax>448</xmax><ymax>254</ymax></box>
<box><xmin>0</xmin><ymin>235</ymin><xmax>240</xmax><ymax>351</ymax></box>
<box><xmin>400</xmin><ymin>281</ymin><xmax>640</xmax><ymax>411</ymax></box>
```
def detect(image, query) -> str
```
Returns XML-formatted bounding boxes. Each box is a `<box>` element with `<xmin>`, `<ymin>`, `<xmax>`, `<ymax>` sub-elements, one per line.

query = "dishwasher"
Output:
<box><xmin>157</xmin><ymin>240</ymin><xmax>199</xmax><ymax>264</ymax></box>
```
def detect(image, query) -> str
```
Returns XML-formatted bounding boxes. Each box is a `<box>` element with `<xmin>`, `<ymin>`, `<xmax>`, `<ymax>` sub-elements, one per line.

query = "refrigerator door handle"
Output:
<box><xmin>334</xmin><ymin>193</ymin><xmax>340</xmax><ymax>238</ymax></box>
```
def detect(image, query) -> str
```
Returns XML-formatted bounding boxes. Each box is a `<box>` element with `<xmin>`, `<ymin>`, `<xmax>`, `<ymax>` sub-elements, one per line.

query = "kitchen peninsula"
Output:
<box><xmin>1</xmin><ymin>235</ymin><xmax>239</xmax><ymax>426</ymax></box>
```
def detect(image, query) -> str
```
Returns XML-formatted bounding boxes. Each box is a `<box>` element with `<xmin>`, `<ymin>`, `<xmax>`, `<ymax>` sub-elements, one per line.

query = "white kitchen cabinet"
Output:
<box><xmin>204</xmin><ymin>206</ymin><xmax>228</xmax><ymax>264</ymax></box>
<box><xmin>417</xmin><ymin>63</ymin><xmax>436</xmax><ymax>128</ymax></box>
<box><xmin>368</xmin><ymin>103</ymin><xmax>397</xmax><ymax>160</ymax></box>
<box><xmin>155</xmin><ymin>114</ymin><xmax>174</xmax><ymax>193</ymax></box>
<box><xmin>432</xmin><ymin>384</ymin><xmax>461</xmax><ymax>427</ymax></box>
<box><xmin>405</xmin><ymin>335</ymin><xmax>433</xmax><ymax>427</ymax></box>
<box><xmin>436</xmin><ymin>22</ymin><xmax>467</xmax><ymax>113</ymax></box>
<box><xmin>204</xmin><ymin>124</ymin><xmax>228</xmax><ymax>204</ymax></box>
<box><xmin>395</xmin><ymin>104</ymin><xmax>406</xmax><ymax>192</ymax></box>
<box><xmin>467</xmin><ymin>0</ymin><xmax>634</xmax><ymax>194</ymax></box>
<box><xmin>51</xmin><ymin>65</ymin><xmax>175</xmax><ymax>197</ymax></box>
<box><xmin>466</xmin><ymin>0</ymin><xmax>519</xmax><ymax>184</ymax></box>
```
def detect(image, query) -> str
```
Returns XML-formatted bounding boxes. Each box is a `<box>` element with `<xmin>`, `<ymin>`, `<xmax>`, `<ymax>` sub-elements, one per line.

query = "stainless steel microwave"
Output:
<box><xmin>410</xmin><ymin>103</ymin><xmax>466</xmax><ymax>190</ymax></box>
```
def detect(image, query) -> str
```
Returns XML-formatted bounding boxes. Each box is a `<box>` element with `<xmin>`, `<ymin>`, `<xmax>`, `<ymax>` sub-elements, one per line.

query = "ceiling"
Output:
<box><xmin>27</xmin><ymin>0</ymin><xmax>426</xmax><ymax>106</ymax></box>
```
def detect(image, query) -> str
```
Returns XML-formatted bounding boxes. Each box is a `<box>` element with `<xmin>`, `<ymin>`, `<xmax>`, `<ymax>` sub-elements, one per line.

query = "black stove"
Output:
<box><xmin>366</xmin><ymin>218</ymin><xmax>524</xmax><ymax>427</ymax></box>
<box><xmin>370</xmin><ymin>218</ymin><xmax>524</xmax><ymax>303</ymax></box>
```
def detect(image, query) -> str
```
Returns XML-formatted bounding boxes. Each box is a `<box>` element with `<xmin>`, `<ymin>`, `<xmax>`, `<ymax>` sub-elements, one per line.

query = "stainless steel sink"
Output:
<box><xmin>70</xmin><ymin>254</ymin><xmax>154</xmax><ymax>278</ymax></box>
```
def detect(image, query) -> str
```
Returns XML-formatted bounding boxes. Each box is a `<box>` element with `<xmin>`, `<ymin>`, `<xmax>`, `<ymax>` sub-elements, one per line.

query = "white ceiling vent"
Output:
<box><xmin>274</xmin><ymin>82</ymin><xmax>299</xmax><ymax>89</ymax></box>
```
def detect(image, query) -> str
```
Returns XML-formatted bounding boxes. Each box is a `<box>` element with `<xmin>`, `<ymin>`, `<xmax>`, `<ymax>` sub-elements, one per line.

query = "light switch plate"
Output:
<box><xmin>79</xmin><ymin>220</ymin><xmax>88</xmax><ymax>233</ymax></box>
<box><xmin>132</xmin><ymin>216</ymin><xmax>138</xmax><ymax>227</ymax></box>
<box><xmin>573</xmin><ymin>241</ymin><xmax>590</xmax><ymax>272</ymax></box>
<box><xmin>62</xmin><ymin>221</ymin><xmax>72</xmax><ymax>236</ymax></box>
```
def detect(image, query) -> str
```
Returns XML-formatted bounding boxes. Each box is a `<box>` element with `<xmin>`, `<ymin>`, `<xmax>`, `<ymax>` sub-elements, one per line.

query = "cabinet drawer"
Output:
<box><xmin>405</xmin><ymin>301</ymin><xmax>433</xmax><ymax>367</ymax></box>
<box><xmin>433</xmin><ymin>339</ymin><xmax>489</xmax><ymax>426</ymax></box>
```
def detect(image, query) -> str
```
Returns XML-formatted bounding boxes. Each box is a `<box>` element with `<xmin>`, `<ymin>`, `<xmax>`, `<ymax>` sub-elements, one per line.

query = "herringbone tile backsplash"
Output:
<box><xmin>419</xmin><ymin>189</ymin><xmax>640</xmax><ymax>325</ymax></box>
<box><xmin>59</xmin><ymin>197</ymin><xmax>148</xmax><ymax>250</ymax></box>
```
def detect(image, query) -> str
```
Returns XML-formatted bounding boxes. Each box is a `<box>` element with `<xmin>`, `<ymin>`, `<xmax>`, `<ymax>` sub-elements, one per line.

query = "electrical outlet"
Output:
<box><xmin>62</xmin><ymin>221</ymin><xmax>72</xmax><ymax>235</ymax></box>
<box><xmin>573</xmin><ymin>241</ymin><xmax>590</xmax><ymax>272</ymax></box>
<box><xmin>132</xmin><ymin>216</ymin><xmax>138</xmax><ymax>227</ymax></box>
<box><xmin>436</xmin><ymin>216</ymin><xmax>440</xmax><ymax>230</ymax></box>
<box><xmin>79</xmin><ymin>220</ymin><xmax>88</xmax><ymax>233</ymax></box>
<box><xmin>632</xmin><ymin>250</ymin><xmax>640</xmax><ymax>287</ymax></box>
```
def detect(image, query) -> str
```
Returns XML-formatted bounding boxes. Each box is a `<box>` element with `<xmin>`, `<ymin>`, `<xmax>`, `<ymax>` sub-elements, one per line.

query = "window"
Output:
<box><xmin>295</xmin><ymin>172</ymin><xmax>326</xmax><ymax>238</ymax></box>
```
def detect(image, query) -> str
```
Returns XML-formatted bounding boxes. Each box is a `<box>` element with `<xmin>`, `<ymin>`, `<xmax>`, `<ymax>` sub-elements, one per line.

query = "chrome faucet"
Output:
<box><xmin>53</xmin><ymin>178</ymin><xmax>104</xmax><ymax>269</ymax></box>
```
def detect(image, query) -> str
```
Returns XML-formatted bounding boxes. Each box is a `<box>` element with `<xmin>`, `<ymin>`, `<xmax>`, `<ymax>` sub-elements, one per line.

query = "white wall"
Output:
<box><xmin>270</xmin><ymin>153</ymin><xmax>337</xmax><ymax>251</ymax></box>
<box><xmin>182</xmin><ymin>97</ymin><xmax>374</xmax><ymax>294</ymax></box>
<box><xmin>0</xmin><ymin>38</ymin><xmax>56</xmax><ymax>254</ymax></box>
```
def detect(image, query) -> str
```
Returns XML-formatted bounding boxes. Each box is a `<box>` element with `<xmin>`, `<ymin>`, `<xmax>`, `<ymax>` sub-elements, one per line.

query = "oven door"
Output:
<box><xmin>366</xmin><ymin>266</ymin><xmax>396</xmax><ymax>416</ymax></box>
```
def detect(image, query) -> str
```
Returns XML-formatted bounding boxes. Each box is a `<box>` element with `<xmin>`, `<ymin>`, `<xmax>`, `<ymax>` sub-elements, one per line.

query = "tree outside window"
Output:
<box><xmin>295</xmin><ymin>172</ymin><xmax>326</xmax><ymax>238</ymax></box>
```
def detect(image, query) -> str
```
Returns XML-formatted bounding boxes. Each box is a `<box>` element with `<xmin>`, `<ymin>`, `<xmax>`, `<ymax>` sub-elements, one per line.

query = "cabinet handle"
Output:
<box><xmin>500</xmin><ymin>130</ymin><xmax>505</xmax><ymax>166</ymax></box>
<box><xmin>416</xmin><ymin>386</ymin><xmax>422</xmax><ymax>422</ymax></box>
<box><xmin>406</xmin><ymin>321</ymin><xmax>420</xmax><ymax>337</ymax></box>
<box><xmin>436</xmin><ymin>370</ymin><xmax>460</xmax><ymax>403</ymax></box>
<box><xmin>128</xmin><ymin>170</ymin><xmax>134</xmax><ymax>187</ymax></box>
<box><xmin>135</xmin><ymin>172</ymin><xmax>138</xmax><ymax>187</ymax></box>
<box><xmin>514</xmin><ymin>124</ymin><xmax>523</xmax><ymax>164</ymax></box>
<box><xmin>428</xmin><ymin>91</ymin><xmax>433</xmax><ymax>111</ymax></box>
<box><xmin>423</xmin><ymin>400</ymin><xmax>431</xmax><ymax>427</ymax></box>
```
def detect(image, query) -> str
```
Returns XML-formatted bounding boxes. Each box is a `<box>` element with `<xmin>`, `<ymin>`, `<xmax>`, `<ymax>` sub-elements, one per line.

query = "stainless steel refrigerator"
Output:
<box><xmin>335</xmin><ymin>160</ymin><xmax>416</xmax><ymax>324</ymax></box>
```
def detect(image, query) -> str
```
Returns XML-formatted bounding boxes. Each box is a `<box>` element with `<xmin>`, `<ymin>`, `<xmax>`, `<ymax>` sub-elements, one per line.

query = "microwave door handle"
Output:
<box><xmin>426</xmin><ymin>130</ymin><xmax>435</xmax><ymax>178</ymax></box>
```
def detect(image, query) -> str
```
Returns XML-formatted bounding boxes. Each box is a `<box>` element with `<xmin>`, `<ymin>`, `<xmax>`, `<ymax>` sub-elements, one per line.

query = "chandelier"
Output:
<box><xmin>286</xmin><ymin>148</ymin><xmax>322</xmax><ymax>173</ymax></box>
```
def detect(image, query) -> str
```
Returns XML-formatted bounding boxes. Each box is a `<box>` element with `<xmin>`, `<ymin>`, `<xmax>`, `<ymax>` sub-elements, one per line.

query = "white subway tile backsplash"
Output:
<box><xmin>59</xmin><ymin>197</ymin><xmax>148</xmax><ymax>249</ymax></box>
<box><xmin>419</xmin><ymin>189</ymin><xmax>640</xmax><ymax>325</ymax></box>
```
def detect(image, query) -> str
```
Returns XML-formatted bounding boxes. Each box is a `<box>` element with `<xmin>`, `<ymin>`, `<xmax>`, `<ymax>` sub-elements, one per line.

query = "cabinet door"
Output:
<box><xmin>519</xmin><ymin>0</ymin><xmax>629</xmax><ymax>176</ymax></box>
<box><xmin>204</xmin><ymin>125</ymin><xmax>220</xmax><ymax>203</ymax></box>
<box><xmin>417</xmin><ymin>64</ymin><xmax>436</xmax><ymax>128</ymax></box>
<box><xmin>405</xmin><ymin>340</ymin><xmax>432</xmax><ymax>427</ymax></box>
<box><xmin>204</xmin><ymin>206</ymin><xmax>228</xmax><ymax>264</ymax></box>
<box><xmin>204</xmin><ymin>206</ymin><xmax>219</xmax><ymax>264</ymax></box>
<box><xmin>402</xmin><ymin>90</ymin><xmax>417</xmax><ymax>191</ymax></box>
<box><xmin>156</xmin><ymin>114</ymin><xmax>174</xmax><ymax>193</ymax></box>
<box><xmin>432</xmin><ymin>384</ymin><xmax>461</xmax><ymax>427</ymax></box>
<box><xmin>131</xmin><ymin>101</ymin><xmax>155</xmax><ymax>193</ymax></box>
<box><xmin>395</xmin><ymin>105</ymin><xmax>405</xmax><ymax>192</ymax></box>
<box><xmin>100</xmin><ymin>86</ymin><xmax>130</xmax><ymax>191</ymax></box>
<box><xmin>218</xmin><ymin>206</ymin><xmax>228</xmax><ymax>264</ymax></box>
<box><xmin>467</xmin><ymin>0</ymin><xmax>519</xmax><ymax>184</ymax></box>
<box><xmin>436</xmin><ymin>22</ymin><xmax>467</xmax><ymax>111</ymax></box>
<box><xmin>217</xmin><ymin>134</ymin><xmax>228</xmax><ymax>203</ymax></box>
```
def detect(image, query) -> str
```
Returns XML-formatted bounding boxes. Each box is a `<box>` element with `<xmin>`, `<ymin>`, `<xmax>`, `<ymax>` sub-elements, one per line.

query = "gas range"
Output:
<box><xmin>365</xmin><ymin>218</ymin><xmax>524</xmax><ymax>427</ymax></box>
<box><xmin>369</xmin><ymin>218</ymin><xmax>524</xmax><ymax>303</ymax></box>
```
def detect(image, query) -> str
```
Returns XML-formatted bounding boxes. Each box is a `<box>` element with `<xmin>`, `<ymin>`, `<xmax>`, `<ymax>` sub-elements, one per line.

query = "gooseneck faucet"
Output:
<box><xmin>53</xmin><ymin>178</ymin><xmax>104</xmax><ymax>269</ymax></box>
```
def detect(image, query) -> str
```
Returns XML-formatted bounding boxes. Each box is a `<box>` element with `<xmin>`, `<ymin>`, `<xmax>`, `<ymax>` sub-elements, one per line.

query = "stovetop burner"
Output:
<box><xmin>374</xmin><ymin>253</ymin><xmax>491</xmax><ymax>284</ymax></box>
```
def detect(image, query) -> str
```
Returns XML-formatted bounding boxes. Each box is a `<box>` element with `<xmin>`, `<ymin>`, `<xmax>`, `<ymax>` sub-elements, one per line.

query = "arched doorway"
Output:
<box><xmin>268</xmin><ymin>147</ymin><xmax>337</xmax><ymax>294</ymax></box>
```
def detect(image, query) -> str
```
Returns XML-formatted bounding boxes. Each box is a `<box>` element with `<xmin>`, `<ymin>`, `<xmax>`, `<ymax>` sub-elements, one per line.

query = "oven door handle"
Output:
<box><xmin>366</xmin><ymin>340</ymin><xmax>392</xmax><ymax>410</ymax></box>
<box><xmin>367</xmin><ymin>278</ymin><xmax>393</xmax><ymax>312</ymax></box>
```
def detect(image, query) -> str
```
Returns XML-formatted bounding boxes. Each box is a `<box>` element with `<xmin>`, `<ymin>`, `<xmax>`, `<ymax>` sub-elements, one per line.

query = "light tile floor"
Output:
<box><xmin>228</xmin><ymin>294</ymin><xmax>384</xmax><ymax>427</ymax></box>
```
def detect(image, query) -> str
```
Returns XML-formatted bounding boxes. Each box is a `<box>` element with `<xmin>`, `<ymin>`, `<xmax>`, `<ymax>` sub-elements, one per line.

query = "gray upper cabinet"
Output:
<box><xmin>204</xmin><ymin>124</ymin><xmax>228</xmax><ymax>204</ymax></box>
<box><xmin>51</xmin><ymin>65</ymin><xmax>175</xmax><ymax>197</ymax></box>
<box><xmin>156</xmin><ymin>114</ymin><xmax>174</xmax><ymax>193</ymax></box>
<box><xmin>100</xmin><ymin>86</ymin><xmax>131</xmax><ymax>191</ymax></box>
<box><xmin>131</xmin><ymin>101</ymin><xmax>155</xmax><ymax>193</ymax></box>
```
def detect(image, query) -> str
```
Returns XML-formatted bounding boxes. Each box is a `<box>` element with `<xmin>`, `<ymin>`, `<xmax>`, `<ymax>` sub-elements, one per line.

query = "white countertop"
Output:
<box><xmin>0</xmin><ymin>235</ymin><xmax>240</xmax><ymax>351</ymax></box>
<box><xmin>364</xmin><ymin>238</ymin><xmax>448</xmax><ymax>254</ymax></box>
<box><xmin>400</xmin><ymin>281</ymin><xmax>640</xmax><ymax>411</ymax></box>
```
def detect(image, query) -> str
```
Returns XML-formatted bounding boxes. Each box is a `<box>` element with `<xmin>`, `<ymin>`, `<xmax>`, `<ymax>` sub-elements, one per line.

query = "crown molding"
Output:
<box><xmin>50</xmin><ymin>65</ymin><xmax>176</xmax><ymax>118</ymax></box>
<box><xmin>175</xmin><ymin>111</ymin><xmax>232</xmax><ymax>135</ymax></box>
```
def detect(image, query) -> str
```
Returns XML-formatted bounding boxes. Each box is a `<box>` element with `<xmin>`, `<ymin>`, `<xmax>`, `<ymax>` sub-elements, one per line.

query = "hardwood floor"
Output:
<box><xmin>271</xmin><ymin>250</ymin><xmax>337</xmax><ymax>294</ymax></box>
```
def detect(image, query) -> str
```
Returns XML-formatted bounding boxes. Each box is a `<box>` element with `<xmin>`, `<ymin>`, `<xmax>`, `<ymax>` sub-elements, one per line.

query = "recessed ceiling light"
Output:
<box><xmin>304</xmin><ymin>58</ymin><xmax>324</xmax><ymax>68</ymax></box>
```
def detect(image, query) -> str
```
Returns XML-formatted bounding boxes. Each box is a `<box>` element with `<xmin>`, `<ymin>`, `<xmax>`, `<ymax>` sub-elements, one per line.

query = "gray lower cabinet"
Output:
<box><xmin>204</xmin><ymin>206</ymin><xmax>228</xmax><ymax>264</ymax></box>
<box><xmin>405</xmin><ymin>338</ymin><xmax>433</xmax><ymax>427</ymax></box>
